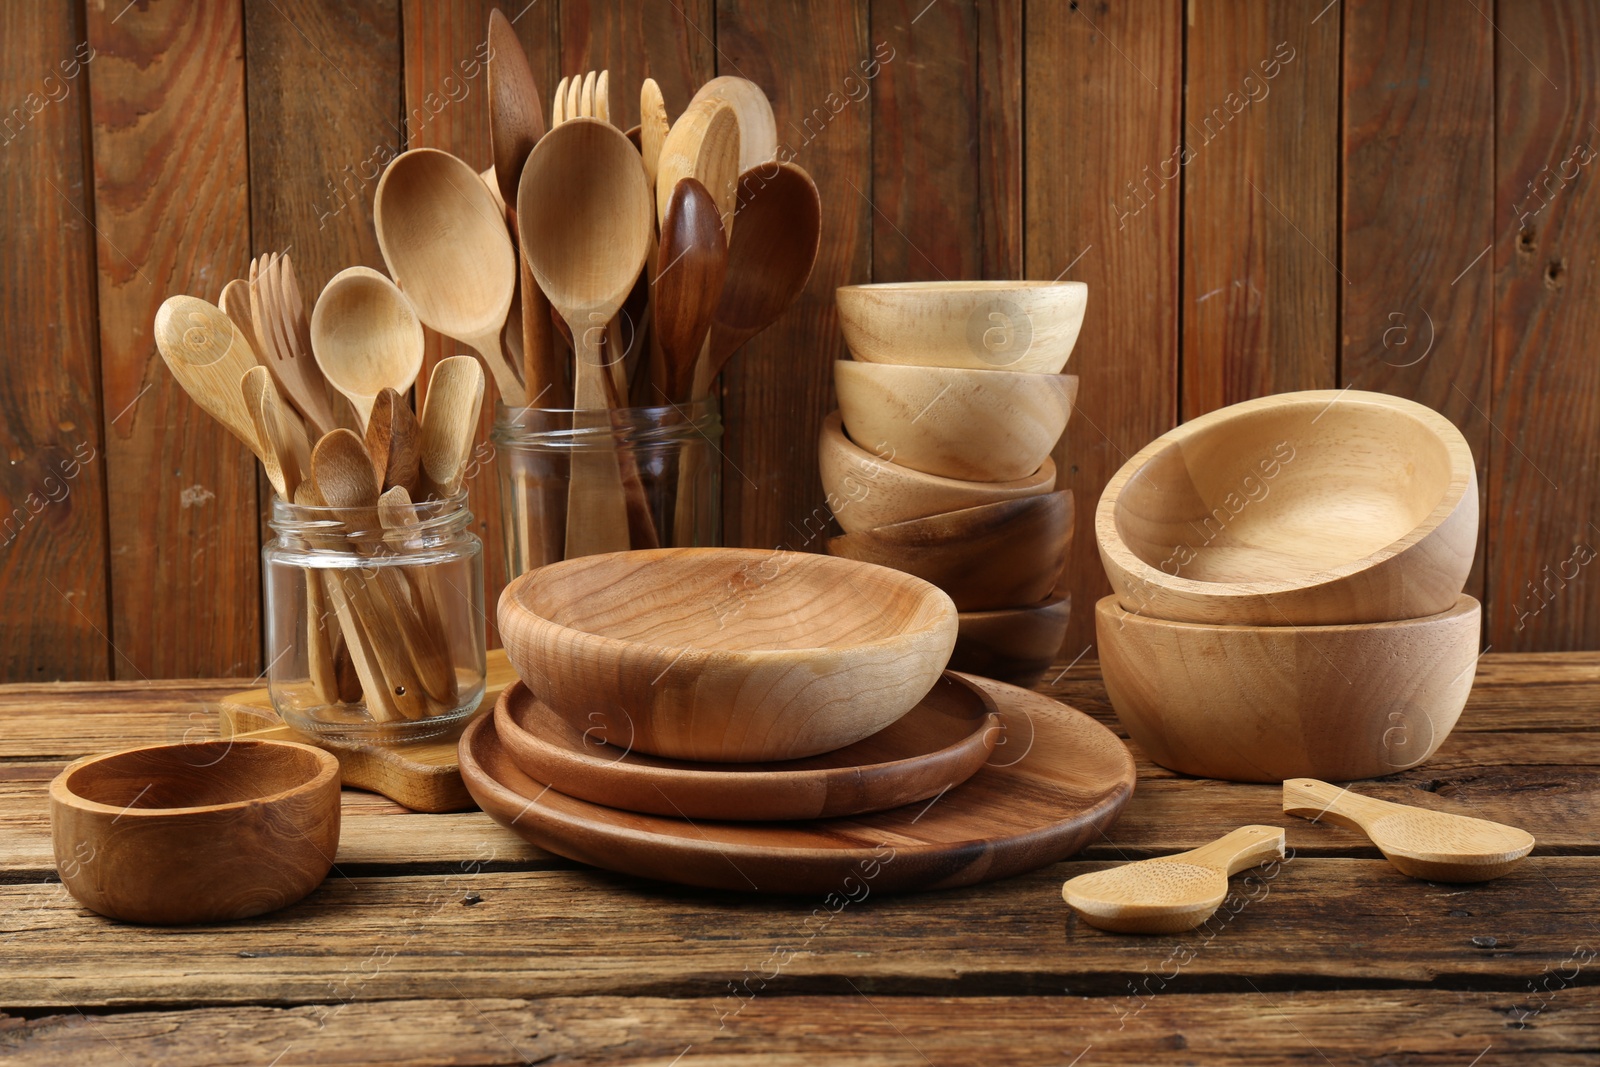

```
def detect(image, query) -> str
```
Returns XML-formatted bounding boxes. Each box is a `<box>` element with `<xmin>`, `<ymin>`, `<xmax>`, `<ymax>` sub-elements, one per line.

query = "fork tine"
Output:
<box><xmin>579</xmin><ymin>70</ymin><xmax>596</xmax><ymax>118</ymax></box>
<box><xmin>552</xmin><ymin>75</ymin><xmax>568</xmax><ymax>124</ymax></box>
<box><xmin>567</xmin><ymin>74</ymin><xmax>582</xmax><ymax>119</ymax></box>
<box><xmin>596</xmin><ymin>70</ymin><xmax>609</xmax><ymax>125</ymax></box>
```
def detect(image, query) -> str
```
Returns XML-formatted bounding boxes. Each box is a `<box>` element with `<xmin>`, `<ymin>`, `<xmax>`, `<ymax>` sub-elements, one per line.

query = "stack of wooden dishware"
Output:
<box><xmin>1094</xmin><ymin>389</ymin><xmax>1483</xmax><ymax>782</ymax></box>
<box><xmin>818</xmin><ymin>281</ymin><xmax>1087</xmax><ymax>687</ymax></box>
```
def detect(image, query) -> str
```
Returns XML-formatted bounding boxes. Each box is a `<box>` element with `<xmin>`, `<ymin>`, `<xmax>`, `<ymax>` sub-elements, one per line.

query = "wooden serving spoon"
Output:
<box><xmin>154</xmin><ymin>295</ymin><xmax>262</xmax><ymax>452</ymax></box>
<box><xmin>517</xmin><ymin>118</ymin><xmax>653</xmax><ymax>557</ymax></box>
<box><xmin>694</xmin><ymin>161</ymin><xmax>821</xmax><ymax>397</ymax></box>
<box><xmin>417</xmin><ymin>355</ymin><xmax>485</xmax><ymax>500</ymax></box>
<box><xmin>1284</xmin><ymin>779</ymin><xmax>1535</xmax><ymax>882</ymax></box>
<box><xmin>309</xmin><ymin>266</ymin><xmax>425</xmax><ymax>430</ymax></box>
<box><xmin>1061</xmin><ymin>825</ymin><xmax>1287</xmax><ymax>934</ymax></box>
<box><xmin>364</xmin><ymin>387</ymin><xmax>422</xmax><ymax>497</ymax></box>
<box><xmin>374</xmin><ymin>147</ymin><xmax>524</xmax><ymax>405</ymax></box>
<box><xmin>653</xmin><ymin>178</ymin><xmax>728</xmax><ymax>405</ymax></box>
<box><xmin>241</xmin><ymin>365</ymin><xmax>307</xmax><ymax>500</ymax></box>
<box><xmin>688</xmin><ymin>75</ymin><xmax>778</xmax><ymax>174</ymax></box>
<box><xmin>639</xmin><ymin>77</ymin><xmax>670</xmax><ymax>186</ymax></box>
<box><xmin>655</xmin><ymin>97</ymin><xmax>740</xmax><ymax>234</ymax></box>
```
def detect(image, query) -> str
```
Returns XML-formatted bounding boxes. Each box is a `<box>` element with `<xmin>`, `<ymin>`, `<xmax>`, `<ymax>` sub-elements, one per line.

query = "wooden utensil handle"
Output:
<box><xmin>1176</xmin><ymin>825</ymin><xmax>1287</xmax><ymax>876</ymax></box>
<box><xmin>1282</xmin><ymin>777</ymin><xmax>1393</xmax><ymax>833</ymax></box>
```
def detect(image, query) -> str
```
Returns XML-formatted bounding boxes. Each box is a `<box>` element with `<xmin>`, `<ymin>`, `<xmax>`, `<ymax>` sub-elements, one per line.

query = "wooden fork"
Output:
<box><xmin>551</xmin><ymin>69</ymin><xmax>609</xmax><ymax>125</ymax></box>
<box><xmin>248</xmin><ymin>252</ymin><xmax>348</xmax><ymax>438</ymax></box>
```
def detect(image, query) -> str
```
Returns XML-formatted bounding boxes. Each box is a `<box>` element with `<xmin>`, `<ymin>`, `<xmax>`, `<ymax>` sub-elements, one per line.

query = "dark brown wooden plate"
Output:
<box><xmin>493</xmin><ymin>672</ymin><xmax>1001</xmax><ymax>821</ymax></box>
<box><xmin>459</xmin><ymin>675</ymin><xmax>1136</xmax><ymax>894</ymax></box>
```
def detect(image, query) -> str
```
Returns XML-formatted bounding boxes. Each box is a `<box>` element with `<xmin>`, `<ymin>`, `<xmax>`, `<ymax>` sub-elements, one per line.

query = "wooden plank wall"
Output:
<box><xmin>2</xmin><ymin>0</ymin><xmax>1596</xmax><ymax>681</ymax></box>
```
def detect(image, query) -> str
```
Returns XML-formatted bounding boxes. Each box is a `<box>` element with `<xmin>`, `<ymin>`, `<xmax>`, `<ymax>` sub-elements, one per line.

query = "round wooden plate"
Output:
<box><xmin>459</xmin><ymin>675</ymin><xmax>1136</xmax><ymax>894</ymax></box>
<box><xmin>493</xmin><ymin>672</ymin><xmax>1002</xmax><ymax>821</ymax></box>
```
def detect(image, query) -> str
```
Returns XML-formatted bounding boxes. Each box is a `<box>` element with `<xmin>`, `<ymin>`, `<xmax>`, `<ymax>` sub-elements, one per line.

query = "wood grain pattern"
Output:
<box><xmin>0</xmin><ymin>3</ymin><xmax>110</xmax><ymax>681</ymax></box>
<box><xmin>1183</xmin><ymin>0</ymin><xmax>1338</xmax><ymax>416</ymax></box>
<box><xmin>1026</xmin><ymin>0</ymin><xmax>1182</xmax><ymax>657</ymax></box>
<box><xmin>978</xmin><ymin>0</ymin><xmax>1023</xmax><ymax>278</ymax></box>
<box><xmin>560</xmin><ymin>0</ymin><xmax>715</xmax><ymax>131</ymax></box>
<box><xmin>1490</xmin><ymin>0</ymin><xmax>1600</xmax><ymax>650</ymax></box>
<box><xmin>86</xmin><ymin>0</ymin><xmax>258</xmax><ymax>678</ymax></box>
<box><xmin>1344</xmin><ymin>0</ymin><xmax>1494</xmax><ymax>605</ymax></box>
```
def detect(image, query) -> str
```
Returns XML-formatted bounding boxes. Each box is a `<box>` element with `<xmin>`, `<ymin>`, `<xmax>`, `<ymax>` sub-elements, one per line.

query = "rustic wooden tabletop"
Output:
<box><xmin>3</xmin><ymin>654</ymin><xmax>1596</xmax><ymax>1064</ymax></box>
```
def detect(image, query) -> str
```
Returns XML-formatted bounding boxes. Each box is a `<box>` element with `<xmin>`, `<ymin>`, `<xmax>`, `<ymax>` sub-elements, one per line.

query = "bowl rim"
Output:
<box><xmin>836</xmin><ymin>359</ymin><xmax>1082</xmax><ymax>391</ymax></box>
<box><xmin>502</xmin><ymin>547</ymin><xmax>958</xmax><ymax>660</ymax></box>
<box><xmin>834</xmin><ymin>488</ymin><xmax>1074</xmax><ymax>542</ymax></box>
<box><xmin>50</xmin><ymin>739</ymin><xmax>340</xmax><ymax>819</ymax></box>
<box><xmin>820</xmin><ymin>410</ymin><xmax>1059</xmax><ymax>492</ymax></box>
<box><xmin>1094</xmin><ymin>592</ymin><xmax>1481</xmax><ymax>634</ymax></box>
<box><xmin>837</xmin><ymin>280</ymin><xmax>1087</xmax><ymax>295</ymax></box>
<box><xmin>957</xmin><ymin>592</ymin><xmax>1071</xmax><ymax>622</ymax></box>
<box><xmin>1095</xmin><ymin>389</ymin><xmax>1477</xmax><ymax>600</ymax></box>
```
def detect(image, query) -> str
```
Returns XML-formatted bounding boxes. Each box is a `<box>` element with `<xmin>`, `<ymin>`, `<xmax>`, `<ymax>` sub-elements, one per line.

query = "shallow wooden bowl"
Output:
<box><xmin>949</xmin><ymin>594</ymin><xmax>1071</xmax><ymax>688</ymax></box>
<box><xmin>827</xmin><ymin>490</ymin><xmax>1073</xmax><ymax>611</ymax></box>
<box><xmin>497</xmin><ymin>548</ymin><xmax>958</xmax><ymax>762</ymax></box>
<box><xmin>818</xmin><ymin>411</ymin><xmax>1057</xmax><ymax>534</ymax></box>
<box><xmin>49</xmin><ymin>739</ymin><xmax>341</xmax><ymax>924</ymax></box>
<box><xmin>1095</xmin><ymin>594</ymin><xmax>1481</xmax><ymax>782</ymax></box>
<box><xmin>836</xmin><ymin>281</ymin><xmax>1088</xmax><ymax>373</ymax></box>
<box><xmin>835</xmin><ymin>361</ymin><xmax>1078</xmax><ymax>482</ymax></box>
<box><xmin>1097</xmin><ymin>389</ymin><xmax>1479</xmax><ymax>625</ymax></box>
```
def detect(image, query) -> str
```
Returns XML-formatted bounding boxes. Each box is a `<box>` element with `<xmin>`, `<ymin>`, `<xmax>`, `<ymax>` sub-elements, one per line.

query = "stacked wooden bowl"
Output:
<box><xmin>1094</xmin><ymin>390</ymin><xmax>1483</xmax><ymax>782</ymax></box>
<box><xmin>818</xmin><ymin>281</ymin><xmax>1088</xmax><ymax>687</ymax></box>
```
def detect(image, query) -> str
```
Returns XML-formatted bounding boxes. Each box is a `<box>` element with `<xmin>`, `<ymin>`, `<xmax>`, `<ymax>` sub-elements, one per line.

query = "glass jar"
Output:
<box><xmin>263</xmin><ymin>493</ymin><xmax>486</xmax><ymax>744</ymax></box>
<box><xmin>493</xmin><ymin>399</ymin><xmax>722</xmax><ymax>578</ymax></box>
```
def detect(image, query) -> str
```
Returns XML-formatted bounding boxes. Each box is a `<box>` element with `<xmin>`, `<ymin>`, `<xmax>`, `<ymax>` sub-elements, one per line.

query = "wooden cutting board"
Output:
<box><xmin>214</xmin><ymin>649</ymin><xmax>519</xmax><ymax>813</ymax></box>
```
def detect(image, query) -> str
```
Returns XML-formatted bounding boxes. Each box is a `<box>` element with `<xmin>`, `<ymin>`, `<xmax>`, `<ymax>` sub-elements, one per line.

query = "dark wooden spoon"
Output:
<box><xmin>654</xmin><ymin>178</ymin><xmax>728</xmax><ymax>404</ymax></box>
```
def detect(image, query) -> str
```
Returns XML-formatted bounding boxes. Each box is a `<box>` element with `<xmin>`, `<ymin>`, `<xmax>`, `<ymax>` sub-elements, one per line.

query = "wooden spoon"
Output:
<box><xmin>655</xmin><ymin>97</ymin><xmax>740</xmax><ymax>234</ymax></box>
<box><xmin>220</xmin><ymin>279</ymin><xmax>266</xmax><ymax>362</ymax></box>
<box><xmin>689</xmin><ymin>75</ymin><xmax>777</xmax><ymax>174</ymax></box>
<box><xmin>1284</xmin><ymin>779</ymin><xmax>1535</xmax><ymax>882</ymax></box>
<box><xmin>364</xmin><ymin>387</ymin><xmax>422</xmax><ymax>497</ymax></box>
<box><xmin>695</xmin><ymin>162</ymin><xmax>821</xmax><ymax>397</ymax></box>
<box><xmin>241</xmin><ymin>365</ymin><xmax>307</xmax><ymax>499</ymax></box>
<box><xmin>639</xmin><ymin>77</ymin><xmax>670</xmax><ymax>186</ymax></box>
<box><xmin>374</xmin><ymin>147</ymin><xmax>524</xmax><ymax>405</ymax></box>
<box><xmin>653</xmin><ymin>178</ymin><xmax>727</xmax><ymax>405</ymax></box>
<box><xmin>248</xmin><ymin>253</ymin><xmax>348</xmax><ymax>437</ymax></box>
<box><xmin>153</xmin><ymin>295</ymin><xmax>261</xmax><ymax>452</ymax></box>
<box><xmin>417</xmin><ymin>355</ymin><xmax>485</xmax><ymax>500</ymax></box>
<box><xmin>309</xmin><ymin>266</ymin><xmax>424</xmax><ymax>430</ymax></box>
<box><xmin>1061</xmin><ymin>826</ymin><xmax>1287</xmax><ymax>934</ymax></box>
<box><xmin>517</xmin><ymin>118</ymin><xmax>653</xmax><ymax>557</ymax></box>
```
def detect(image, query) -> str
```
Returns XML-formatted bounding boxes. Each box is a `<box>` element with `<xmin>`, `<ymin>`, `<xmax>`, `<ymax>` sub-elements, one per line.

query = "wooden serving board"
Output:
<box><xmin>214</xmin><ymin>650</ymin><xmax>519</xmax><ymax>813</ymax></box>
<box><xmin>460</xmin><ymin>675</ymin><xmax>1137</xmax><ymax>894</ymax></box>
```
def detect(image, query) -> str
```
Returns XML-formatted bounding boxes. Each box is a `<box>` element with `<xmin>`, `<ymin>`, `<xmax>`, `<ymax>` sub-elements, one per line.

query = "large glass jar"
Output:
<box><xmin>263</xmin><ymin>493</ymin><xmax>486</xmax><ymax>743</ymax></box>
<box><xmin>493</xmin><ymin>399</ymin><xmax>722</xmax><ymax>578</ymax></box>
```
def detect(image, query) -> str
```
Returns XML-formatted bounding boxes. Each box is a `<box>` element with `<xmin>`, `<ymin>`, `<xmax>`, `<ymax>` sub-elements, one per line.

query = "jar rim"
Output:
<box><xmin>268</xmin><ymin>490</ymin><xmax>471</xmax><ymax>537</ymax></box>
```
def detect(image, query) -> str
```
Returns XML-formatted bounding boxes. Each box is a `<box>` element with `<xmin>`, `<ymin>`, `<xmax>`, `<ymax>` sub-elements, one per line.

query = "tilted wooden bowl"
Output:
<box><xmin>50</xmin><ymin>740</ymin><xmax>341</xmax><ymax>924</ymax></box>
<box><xmin>835</xmin><ymin>360</ymin><xmax>1078</xmax><ymax>482</ymax></box>
<box><xmin>1097</xmin><ymin>389</ymin><xmax>1478</xmax><ymax>625</ymax></box>
<box><xmin>1095</xmin><ymin>594</ymin><xmax>1481</xmax><ymax>782</ymax></box>
<box><xmin>497</xmin><ymin>548</ymin><xmax>958</xmax><ymax>762</ymax></box>
<box><xmin>818</xmin><ymin>410</ymin><xmax>1057</xmax><ymax>534</ymax></box>
<box><xmin>827</xmin><ymin>490</ymin><xmax>1073</xmax><ymax>611</ymax></box>
<box><xmin>949</xmin><ymin>594</ymin><xmax>1072</xmax><ymax>688</ymax></box>
<box><xmin>836</xmin><ymin>280</ymin><xmax>1088</xmax><ymax>373</ymax></box>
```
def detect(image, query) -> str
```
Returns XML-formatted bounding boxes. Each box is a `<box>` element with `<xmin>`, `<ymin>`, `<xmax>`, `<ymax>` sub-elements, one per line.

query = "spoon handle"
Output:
<box><xmin>1282</xmin><ymin>777</ymin><xmax>1395</xmax><ymax>836</ymax></box>
<box><xmin>1173</xmin><ymin>825</ymin><xmax>1286</xmax><ymax>876</ymax></box>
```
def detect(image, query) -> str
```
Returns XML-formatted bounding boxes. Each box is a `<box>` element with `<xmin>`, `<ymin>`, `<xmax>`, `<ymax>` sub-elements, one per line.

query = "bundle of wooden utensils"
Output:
<box><xmin>1094</xmin><ymin>389</ymin><xmax>1483</xmax><ymax>782</ymax></box>
<box><xmin>818</xmin><ymin>281</ymin><xmax>1087</xmax><ymax>687</ymax></box>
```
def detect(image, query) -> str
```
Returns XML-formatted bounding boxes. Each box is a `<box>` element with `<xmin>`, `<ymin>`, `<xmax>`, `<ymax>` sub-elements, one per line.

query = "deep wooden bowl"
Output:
<box><xmin>1095</xmin><ymin>594</ymin><xmax>1481</xmax><ymax>782</ymax></box>
<box><xmin>834</xmin><ymin>361</ymin><xmax>1078</xmax><ymax>482</ymax></box>
<box><xmin>836</xmin><ymin>280</ymin><xmax>1088</xmax><ymax>373</ymax></box>
<box><xmin>49</xmin><ymin>739</ymin><xmax>341</xmax><ymax>924</ymax></box>
<box><xmin>827</xmin><ymin>490</ymin><xmax>1073</xmax><ymax>611</ymax></box>
<box><xmin>497</xmin><ymin>548</ymin><xmax>958</xmax><ymax>762</ymax></box>
<box><xmin>1097</xmin><ymin>389</ymin><xmax>1479</xmax><ymax>625</ymax></box>
<box><xmin>818</xmin><ymin>411</ymin><xmax>1057</xmax><ymax>534</ymax></box>
<box><xmin>949</xmin><ymin>594</ymin><xmax>1071</xmax><ymax>688</ymax></box>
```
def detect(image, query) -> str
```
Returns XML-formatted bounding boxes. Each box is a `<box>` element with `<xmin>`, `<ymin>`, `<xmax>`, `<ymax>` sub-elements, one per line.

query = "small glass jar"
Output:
<box><xmin>493</xmin><ymin>399</ymin><xmax>722</xmax><ymax>578</ymax></box>
<box><xmin>263</xmin><ymin>493</ymin><xmax>486</xmax><ymax>744</ymax></box>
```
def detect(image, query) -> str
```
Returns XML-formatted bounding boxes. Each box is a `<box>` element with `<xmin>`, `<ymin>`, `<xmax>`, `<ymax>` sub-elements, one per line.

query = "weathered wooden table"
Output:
<box><xmin>3</xmin><ymin>654</ymin><xmax>1596</xmax><ymax>1064</ymax></box>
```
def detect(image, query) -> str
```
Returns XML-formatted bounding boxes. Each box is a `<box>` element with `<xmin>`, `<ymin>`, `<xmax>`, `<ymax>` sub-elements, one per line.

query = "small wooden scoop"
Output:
<box><xmin>1283</xmin><ymin>778</ymin><xmax>1534</xmax><ymax>882</ymax></box>
<box><xmin>1061</xmin><ymin>825</ymin><xmax>1287</xmax><ymax>934</ymax></box>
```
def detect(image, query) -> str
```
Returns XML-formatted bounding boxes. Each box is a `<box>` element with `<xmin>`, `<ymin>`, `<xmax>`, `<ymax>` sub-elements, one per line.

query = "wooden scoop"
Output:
<box><xmin>310</xmin><ymin>267</ymin><xmax>425</xmax><ymax>430</ymax></box>
<box><xmin>1061</xmin><ymin>825</ymin><xmax>1287</xmax><ymax>934</ymax></box>
<box><xmin>154</xmin><ymin>295</ymin><xmax>261</xmax><ymax>452</ymax></box>
<box><xmin>654</xmin><ymin>177</ymin><xmax>728</xmax><ymax>405</ymax></box>
<box><xmin>1283</xmin><ymin>778</ymin><xmax>1534</xmax><ymax>882</ymax></box>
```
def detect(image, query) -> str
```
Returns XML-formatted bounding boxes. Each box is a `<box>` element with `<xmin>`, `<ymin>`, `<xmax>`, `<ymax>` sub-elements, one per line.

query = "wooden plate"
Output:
<box><xmin>459</xmin><ymin>675</ymin><xmax>1136</xmax><ymax>894</ymax></box>
<box><xmin>493</xmin><ymin>672</ymin><xmax>1002</xmax><ymax>821</ymax></box>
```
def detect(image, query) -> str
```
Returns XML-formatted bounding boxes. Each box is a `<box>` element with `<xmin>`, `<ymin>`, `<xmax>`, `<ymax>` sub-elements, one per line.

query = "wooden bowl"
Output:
<box><xmin>836</xmin><ymin>361</ymin><xmax>1078</xmax><ymax>482</ymax></box>
<box><xmin>949</xmin><ymin>594</ymin><xmax>1071</xmax><ymax>688</ymax></box>
<box><xmin>1097</xmin><ymin>389</ymin><xmax>1479</xmax><ymax>625</ymax></box>
<box><xmin>818</xmin><ymin>411</ymin><xmax>1057</xmax><ymax>533</ymax></box>
<box><xmin>1095</xmin><ymin>594</ymin><xmax>1481</xmax><ymax>782</ymax></box>
<box><xmin>497</xmin><ymin>548</ymin><xmax>958</xmax><ymax>762</ymax></box>
<box><xmin>836</xmin><ymin>281</ymin><xmax>1088</xmax><ymax>372</ymax></box>
<box><xmin>49</xmin><ymin>740</ymin><xmax>341</xmax><ymax>924</ymax></box>
<box><xmin>827</xmin><ymin>490</ymin><xmax>1073</xmax><ymax>611</ymax></box>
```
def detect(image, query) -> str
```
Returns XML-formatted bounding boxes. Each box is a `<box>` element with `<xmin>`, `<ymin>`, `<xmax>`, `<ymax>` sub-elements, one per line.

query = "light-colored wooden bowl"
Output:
<box><xmin>835</xmin><ymin>361</ymin><xmax>1078</xmax><ymax>482</ymax></box>
<box><xmin>497</xmin><ymin>548</ymin><xmax>958</xmax><ymax>762</ymax></box>
<box><xmin>836</xmin><ymin>280</ymin><xmax>1088</xmax><ymax>373</ymax></box>
<box><xmin>49</xmin><ymin>740</ymin><xmax>341</xmax><ymax>924</ymax></box>
<box><xmin>818</xmin><ymin>410</ymin><xmax>1057</xmax><ymax>533</ymax></box>
<box><xmin>1095</xmin><ymin>594</ymin><xmax>1481</xmax><ymax>782</ymax></box>
<box><xmin>949</xmin><ymin>594</ymin><xmax>1071</xmax><ymax>688</ymax></box>
<box><xmin>1097</xmin><ymin>389</ymin><xmax>1479</xmax><ymax>625</ymax></box>
<box><xmin>827</xmin><ymin>490</ymin><xmax>1073</xmax><ymax>612</ymax></box>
